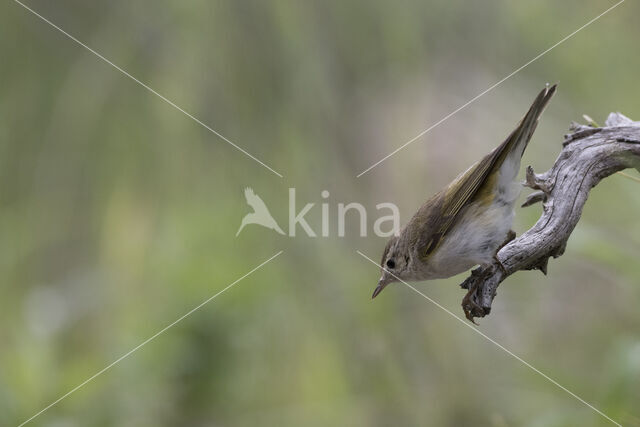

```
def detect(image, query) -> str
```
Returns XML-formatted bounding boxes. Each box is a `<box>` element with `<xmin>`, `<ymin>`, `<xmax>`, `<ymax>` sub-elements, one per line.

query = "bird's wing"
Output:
<box><xmin>417</xmin><ymin>84</ymin><xmax>557</xmax><ymax>258</ymax></box>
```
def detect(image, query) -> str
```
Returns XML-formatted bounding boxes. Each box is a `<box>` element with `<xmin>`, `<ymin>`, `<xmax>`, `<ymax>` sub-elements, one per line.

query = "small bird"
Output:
<box><xmin>373</xmin><ymin>84</ymin><xmax>557</xmax><ymax>314</ymax></box>
<box><xmin>236</xmin><ymin>187</ymin><xmax>285</xmax><ymax>236</ymax></box>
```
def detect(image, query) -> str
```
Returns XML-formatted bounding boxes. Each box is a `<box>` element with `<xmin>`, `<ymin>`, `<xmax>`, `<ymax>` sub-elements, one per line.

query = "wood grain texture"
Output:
<box><xmin>461</xmin><ymin>112</ymin><xmax>640</xmax><ymax>322</ymax></box>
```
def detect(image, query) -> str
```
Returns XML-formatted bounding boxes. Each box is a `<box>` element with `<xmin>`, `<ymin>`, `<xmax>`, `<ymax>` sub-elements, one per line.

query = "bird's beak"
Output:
<box><xmin>372</xmin><ymin>277</ymin><xmax>389</xmax><ymax>299</ymax></box>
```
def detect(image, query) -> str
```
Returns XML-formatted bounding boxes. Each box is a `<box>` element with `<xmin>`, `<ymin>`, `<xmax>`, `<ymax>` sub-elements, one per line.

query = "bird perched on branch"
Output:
<box><xmin>373</xmin><ymin>84</ymin><xmax>557</xmax><ymax>321</ymax></box>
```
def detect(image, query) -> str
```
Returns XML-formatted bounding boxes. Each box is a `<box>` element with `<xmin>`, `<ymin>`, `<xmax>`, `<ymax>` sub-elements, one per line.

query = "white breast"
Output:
<box><xmin>417</xmin><ymin>154</ymin><xmax>523</xmax><ymax>280</ymax></box>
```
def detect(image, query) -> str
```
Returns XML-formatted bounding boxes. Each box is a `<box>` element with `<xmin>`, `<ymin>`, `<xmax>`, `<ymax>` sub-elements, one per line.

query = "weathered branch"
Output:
<box><xmin>461</xmin><ymin>112</ymin><xmax>640</xmax><ymax>323</ymax></box>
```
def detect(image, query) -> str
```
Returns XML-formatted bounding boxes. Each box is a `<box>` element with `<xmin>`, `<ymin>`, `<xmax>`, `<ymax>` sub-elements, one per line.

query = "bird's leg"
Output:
<box><xmin>461</xmin><ymin>284</ymin><xmax>483</xmax><ymax>324</ymax></box>
<box><xmin>461</xmin><ymin>263</ymin><xmax>498</xmax><ymax>323</ymax></box>
<box><xmin>460</xmin><ymin>267</ymin><xmax>483</xmax><ymax>290</ymax></box>
<box><xmin>461</xmin><ymin>231</ymin><xmax>516</xmax><ymax>322</ymax></box>
<box><xmin>493</xmin><ymin>230</ymin><xmax>516</xmax><ymax>274</ymax></box>
<box><xmin>499</xmin><ymin>229</ymin><xmax>516</xmax><ymax>250</ymax></box>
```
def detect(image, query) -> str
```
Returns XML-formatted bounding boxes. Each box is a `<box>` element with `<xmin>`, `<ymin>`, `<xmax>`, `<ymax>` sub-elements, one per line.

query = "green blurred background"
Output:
<box><xmin>1</xmin><ymin>0</ymin><xmax>639</xmax><ymax>426</ymax></box>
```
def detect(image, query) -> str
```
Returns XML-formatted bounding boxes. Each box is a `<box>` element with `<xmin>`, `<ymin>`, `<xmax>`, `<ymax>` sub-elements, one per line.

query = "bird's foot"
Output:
<box><xmin>462</xmin><ymin>287</ymin><xmax>481</xmax><ymax>324</ymax></box>
<box><xmin>492</xmin><ymin>230</ymin><xmax>516</xmax><ymax>275</ymax></box>
<box><xmin>460</xmin><ymin>267</ymin><xmax>483</xmax><ymax>290</ymax></box>
<box><xmin>461</xmin><ymin>265</ymin><xmax>495</xmax><ymax>323</ymax></box>
<box><xmin>462</xmin><ymin>284</ymin><xmax>489</xmax><ymax>324</ymax></box>
<box><xmin>493</xmin><ymin>254</ymin><xmax>508</xmax><ymax>276</ymax></box>
<box><xmin>501</xmin><ymin>230</ymin><xmax>516</xmax><ymax>248</ymax></box>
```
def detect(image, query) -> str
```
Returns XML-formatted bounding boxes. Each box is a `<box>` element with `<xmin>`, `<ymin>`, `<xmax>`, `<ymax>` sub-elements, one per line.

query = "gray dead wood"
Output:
<box><xmin>461</xmin><ymin>113</ymin><xmax>640</xmax><ymax>323</ymax></box>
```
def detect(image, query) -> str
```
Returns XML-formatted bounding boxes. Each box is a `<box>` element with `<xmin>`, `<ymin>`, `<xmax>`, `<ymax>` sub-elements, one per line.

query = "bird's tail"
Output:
<box><xmin>504</xmin><ymin>83</ymin><xmax>557</xmax><ymax>161</ymax></box>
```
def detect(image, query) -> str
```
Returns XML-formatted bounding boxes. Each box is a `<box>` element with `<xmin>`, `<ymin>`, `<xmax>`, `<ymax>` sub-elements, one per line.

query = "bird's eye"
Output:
<box><xmin>386</xmin><ymin>259</ymin><xmax>395</xmax><ymax>269</ymax></box>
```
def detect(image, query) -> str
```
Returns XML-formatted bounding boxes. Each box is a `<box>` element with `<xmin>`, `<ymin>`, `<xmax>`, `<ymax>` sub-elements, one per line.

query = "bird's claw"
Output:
<box><xmin>462</xmin><ymin>286</ymin><xmax>482</xmax><ymax>324</ymax></box>
<box><xmin>461</xmin><ymin>279</ymin><xmax>491</xmax><ymax>324</ymax></box>
<box><xmin>460</xmin><ymin>267</ymin><xmax>483</xmax><ymax>290</ymax></box>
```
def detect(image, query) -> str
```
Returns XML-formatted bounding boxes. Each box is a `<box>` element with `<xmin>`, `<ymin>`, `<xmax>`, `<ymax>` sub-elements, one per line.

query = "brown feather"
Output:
<box><xmin>412</xmin><ymin>84</ymin><xmax>558</xmax><ymax>260</ymax></box>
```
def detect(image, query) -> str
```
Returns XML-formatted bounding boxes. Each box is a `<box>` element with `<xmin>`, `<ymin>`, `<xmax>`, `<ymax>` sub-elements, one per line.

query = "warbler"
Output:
<box><xmin>373</xmin><ymin>84</ymin><xmax>557</xmax><ymax>301</ymax></box>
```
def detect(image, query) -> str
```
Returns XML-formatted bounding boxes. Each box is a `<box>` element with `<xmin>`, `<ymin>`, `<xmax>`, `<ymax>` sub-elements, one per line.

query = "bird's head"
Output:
<box><xmin>372</xmin><ymin>235</ymin><xmax>410</xmax><ymax>298</ymax></box>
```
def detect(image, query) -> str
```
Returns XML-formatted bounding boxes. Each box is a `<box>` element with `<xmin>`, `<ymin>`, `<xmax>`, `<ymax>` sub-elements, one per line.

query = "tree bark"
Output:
<box><xmin>461</xmin><ymin>112</ymin><xmax>640</xmax><ymax>323</ymax></box>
